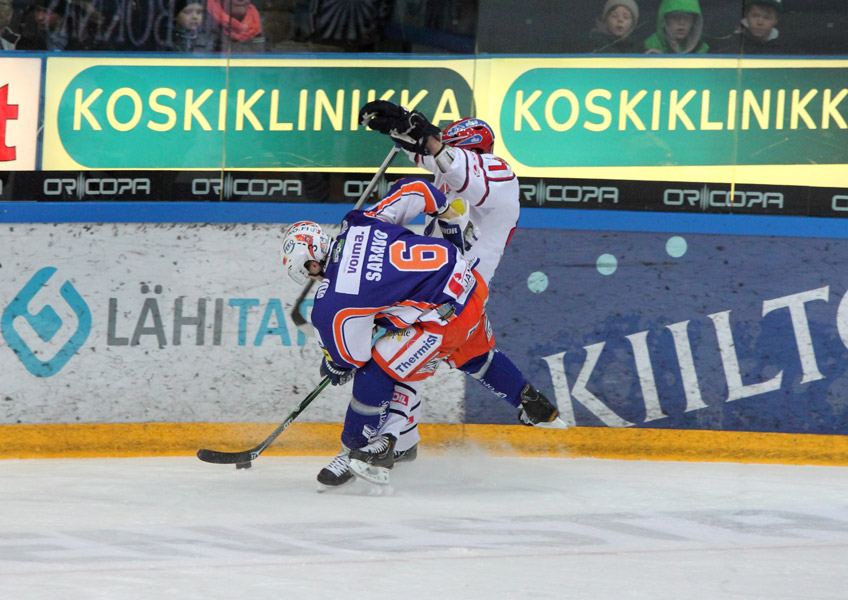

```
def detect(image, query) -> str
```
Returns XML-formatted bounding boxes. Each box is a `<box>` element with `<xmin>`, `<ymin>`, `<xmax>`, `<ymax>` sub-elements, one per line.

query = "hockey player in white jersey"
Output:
<box><xmin>360</xmin><ymin>100</ymin><xmax>518</xmax><ymax>284</ymax></box>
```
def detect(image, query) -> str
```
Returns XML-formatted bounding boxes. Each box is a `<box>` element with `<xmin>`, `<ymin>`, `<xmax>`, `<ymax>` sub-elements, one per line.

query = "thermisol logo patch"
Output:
<box><xmin>1</xmin><ymin>267</ymin><xmax>91</xmax><ymax>377</ymax></box>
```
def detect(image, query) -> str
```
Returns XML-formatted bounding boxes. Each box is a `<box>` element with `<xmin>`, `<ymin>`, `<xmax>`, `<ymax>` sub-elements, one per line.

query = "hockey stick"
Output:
<box><xmin>196</xmin><ymin>376</ymin><xmax>331</xmax><ymax>466</ymax></box>
<box><xmin>291</xmin><ymin>144</ymin><xmax>402</xmax><ymax>334</ymax></box>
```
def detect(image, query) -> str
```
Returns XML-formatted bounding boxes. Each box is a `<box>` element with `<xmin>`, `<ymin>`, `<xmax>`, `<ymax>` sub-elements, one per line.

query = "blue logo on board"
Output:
<box><xmin>2</xmin><ymin>267</ymin><xmax>91</xmax><ymax>377</ymax></box>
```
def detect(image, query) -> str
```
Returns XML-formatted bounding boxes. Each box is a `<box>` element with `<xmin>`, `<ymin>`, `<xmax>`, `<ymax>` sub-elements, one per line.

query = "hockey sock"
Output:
<box><xmin>341</xmin><ymin>361</ymin><xmax>396</xmax><ymax>449</ymax></box>
<box><xmin>380</xmin><ymin>381</ymin><xmax>421</xmax><ymax>453</ymax></box>
<box><xmin>460</xmin><ymin>349</ymin><xmax>526</xmax><ymax>408</ymax></box>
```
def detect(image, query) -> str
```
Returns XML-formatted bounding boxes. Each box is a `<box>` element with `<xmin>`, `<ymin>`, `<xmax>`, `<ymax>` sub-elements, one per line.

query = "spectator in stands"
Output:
<box><xmin>0</xmin><ymin>0</ymin><xmax>20</xmax><ymax>49</ymax></box>
<box><xmin>207</xmin><ymin>0</ymin><xmax>265</xmax><ymax>53</ymax></box>
<box><xmin>644</xmin><ymin>0</ymin><xmax>709</xmax><ymax>54</ymax></box>
<box><xmin>710</xmin><ymin>0</ymin><xmax>783</xmax><ymax>55</ymax></box>
<box><xmin>586</xmin><ymin>0</ymin><xmax>642</xmax><ymax>53</ymax></box>
<box><xmin>16</xmin><ymin>0</ymin><xmax>67</xmax><ymax>50</ymax></box>
<box><xmin>159</xmin><ymin>0</ymin><xmax>215</xmax><ymax>52</ymax></box>
<box><xmin>16</xmin><ymin>0</ymin><xmax>103</xmax><ymax>50</ymax></box>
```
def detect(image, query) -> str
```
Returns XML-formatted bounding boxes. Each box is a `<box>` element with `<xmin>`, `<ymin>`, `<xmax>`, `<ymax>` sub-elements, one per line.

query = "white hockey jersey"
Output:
<box><xmin>408</xmin><ymin>147</ymin><xmax>520</xmax><ymax>285</ymax></box>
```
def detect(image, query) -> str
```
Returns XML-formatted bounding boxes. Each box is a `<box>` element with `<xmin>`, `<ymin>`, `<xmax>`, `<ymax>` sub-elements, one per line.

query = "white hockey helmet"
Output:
<box><xmin>280</xmin><ymin>221</ymin><xmax>330</xmax><ymax>285</ymax></box>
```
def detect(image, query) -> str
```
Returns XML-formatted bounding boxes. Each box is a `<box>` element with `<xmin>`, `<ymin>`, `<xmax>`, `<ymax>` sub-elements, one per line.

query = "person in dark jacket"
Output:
<box><xmin>586</xmin><ymin>0</ymin><xmax>643</xmax><ymax>53</ymax></box>
<box><xmin>158</xmin><ymin>0</ymin><xmax>215</xmax><ymax>52</ymax></box>
<box><xmin>16</xmin><ymin>0</ymin><xmax>68</xmax><ymax>50</ymax></box>
<box><xmin>0</xmin><ymin>0</ymin><xmax>20</xmax><ymax>49</ymax></box>
<box><xmin>710</xmin><ymin>0</ymin><xmax>783</xmax><ymax>55</ymax></box>
<box><xmin>16</xmin><ymin>0</ymin><xmax>104</xmax><ymax>50</ymax></box>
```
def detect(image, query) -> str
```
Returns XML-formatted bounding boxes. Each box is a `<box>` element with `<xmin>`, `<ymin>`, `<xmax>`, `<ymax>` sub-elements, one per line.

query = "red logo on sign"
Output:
<box><xmin>0</xmin><ymin>85</ymin><xmax>19</xmax><ymax>162</ymax></box>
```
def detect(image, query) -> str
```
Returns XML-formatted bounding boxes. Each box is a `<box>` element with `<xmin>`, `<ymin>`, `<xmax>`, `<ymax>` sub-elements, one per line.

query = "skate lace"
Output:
<box><xmin>364</xmin><ymin>436</ymin><xmax>390</xmax><ymax>453</ymax></box>
<box><xmin>325</xmin><ymin>450</ymin><xmax>350</xmax><ymax>476</ymax></box>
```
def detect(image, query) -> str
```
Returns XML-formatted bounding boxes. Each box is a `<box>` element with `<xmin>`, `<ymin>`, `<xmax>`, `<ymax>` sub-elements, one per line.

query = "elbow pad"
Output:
<box><xmin>433</xmin><ymin>144</ymin><xmax>456</xmax><ymax>173</ymax></box>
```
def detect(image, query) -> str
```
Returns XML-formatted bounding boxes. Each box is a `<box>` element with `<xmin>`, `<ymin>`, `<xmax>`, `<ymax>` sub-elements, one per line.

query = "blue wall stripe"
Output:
<box><xmin>2</xmin><ymin>201</ymin><xmax>847</xmax><ymax>238</ymax></box>
<box><xmin>517</xmin><ymin>209</ymin><xmax>848</xmax><ymax>238</ymax></box>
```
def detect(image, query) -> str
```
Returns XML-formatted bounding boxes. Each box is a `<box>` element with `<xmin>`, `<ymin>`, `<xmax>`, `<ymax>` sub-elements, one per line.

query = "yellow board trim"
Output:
<box><xmin>2</xmin><ymin>423</ymin><xmax>848</xmax><ymax>466</ymax></box>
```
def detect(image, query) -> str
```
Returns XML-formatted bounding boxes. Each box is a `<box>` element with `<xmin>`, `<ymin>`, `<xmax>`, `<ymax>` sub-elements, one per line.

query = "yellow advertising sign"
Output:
<box><xmin>42</xmin><ymin>56</ymin><xmax>477</xmax><ymax>171</ymax></box>
<box><xmin>39</xmin><ymin>55</ymin><xmax>848</xmax><ymax>188</ymax></box>
<box><xmin>488</xmin><ymin>57</ymin><xmax>848</xmax><ymax>188</ymax></box>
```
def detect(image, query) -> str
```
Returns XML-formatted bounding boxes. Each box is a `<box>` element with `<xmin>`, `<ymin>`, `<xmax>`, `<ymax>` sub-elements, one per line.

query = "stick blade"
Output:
<box><xmin>196</xmin><ymin>448</ymin><xmax>254</xmax><ymax>465</ymax></box>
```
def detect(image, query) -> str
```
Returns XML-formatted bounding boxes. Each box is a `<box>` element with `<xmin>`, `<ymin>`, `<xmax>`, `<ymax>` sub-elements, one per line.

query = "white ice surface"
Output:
<box><xmin>2</xmin><ymin>450</ymin><xmax>848</xmax><ymax>600</ymax></box>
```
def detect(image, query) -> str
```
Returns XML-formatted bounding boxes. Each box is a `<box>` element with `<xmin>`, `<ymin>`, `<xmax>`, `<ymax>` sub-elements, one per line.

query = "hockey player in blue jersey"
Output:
<box><xmin>349</xmin><ymin>100</ymin><xmax>551</xmax><ymax>481</ymax></box>
<box><xmin>280</xmin><ymin>177</ymin><xmax>558</xmax><ymax>487</ymax></box>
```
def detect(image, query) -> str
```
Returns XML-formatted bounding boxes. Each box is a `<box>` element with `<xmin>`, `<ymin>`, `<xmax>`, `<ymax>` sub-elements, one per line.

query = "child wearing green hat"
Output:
<box><xmin>643</xmin><ymin>0</ymin><xmax>709</xmax><ymax>54</ymax></box>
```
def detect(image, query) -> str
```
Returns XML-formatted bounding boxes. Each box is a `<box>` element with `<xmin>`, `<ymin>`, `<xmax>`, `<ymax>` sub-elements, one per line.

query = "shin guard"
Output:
<box><xmin>340</xmin><ymin>361</ymin><xmax>396</xmax><ymax>450</ymax></box>
<box><xmin>460</xmin><ymin>349</ymin><xmax>526</xmax><ymax>408</ymax></box>
<box><xmin>380</xmin><ymin>381</ymin><xmax>421</xmax><ymax>453</ymax></box>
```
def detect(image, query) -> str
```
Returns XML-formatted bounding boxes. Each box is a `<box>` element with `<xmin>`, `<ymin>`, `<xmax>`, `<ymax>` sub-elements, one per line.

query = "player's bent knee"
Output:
<box><xmin>459</xmin><ymin>349</ymin><xmax>495</xmax><ymax>379</ymax></box>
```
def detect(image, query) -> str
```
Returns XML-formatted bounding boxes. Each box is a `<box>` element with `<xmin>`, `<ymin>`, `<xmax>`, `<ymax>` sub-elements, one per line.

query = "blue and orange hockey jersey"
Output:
<box><xmin>310</xmin><ymin>179</ymin><xmax>478</xmax><ymax>370</ymax></box>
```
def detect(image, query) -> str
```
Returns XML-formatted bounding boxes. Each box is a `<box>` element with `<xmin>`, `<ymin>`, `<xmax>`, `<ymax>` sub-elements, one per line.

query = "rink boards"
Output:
<box><xmin>2</xmin><ymin>203</ymin><xmax>848</xmax><ymax>463</ymax></box>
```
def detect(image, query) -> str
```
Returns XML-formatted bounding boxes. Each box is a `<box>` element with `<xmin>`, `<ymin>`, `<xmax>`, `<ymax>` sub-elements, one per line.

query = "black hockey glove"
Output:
<box><xmin>320</xmin><ymin>357</ymin><xmax>356</xmax><ymax>386</ymax></box>
<box><xmin>359</xmin><ymin>100</ymin><xmax>406</xmax><ymax>134</ymax></box>
<box><xmin>359</xmin><ymin>100</ymin><xmax>439</xmax><ymax>154</ymax></box>
<box><xmin>388</xmin><ymin>110</ymin><xmax>441</xmax><ymax>155</ymax></box>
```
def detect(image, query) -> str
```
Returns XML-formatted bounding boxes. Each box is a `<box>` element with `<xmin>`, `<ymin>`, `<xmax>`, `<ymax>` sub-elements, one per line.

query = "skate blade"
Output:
<box><xmin>350</xmin><ymin>459</ymin><xmax>391</xmax><ymax>485</ymax></box>
<box><xmin>317</xmin><ymin>477</ymin><xmax>393</xmax><ymax>496</ymax></box>
<box><xmin>315</xmin><ymin>474</ymin><xmax>355</xmax><ymax>494</ymax></box>
<box><xmin>534</xmin><ymin>416</ymin><xmax>569</xmax><ymax>430</ymax></box>
<box><xmin>316</xmin><ymin>482</ymin><xmax>346</xmax><ymax>493</ymax></box>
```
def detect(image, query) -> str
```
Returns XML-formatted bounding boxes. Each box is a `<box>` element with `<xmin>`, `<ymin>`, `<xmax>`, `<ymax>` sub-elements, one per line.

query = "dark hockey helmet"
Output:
<box><xmin>441</xmin><ymin>118</ymin><xmax>495</xmax><ymax>154</ymax></box>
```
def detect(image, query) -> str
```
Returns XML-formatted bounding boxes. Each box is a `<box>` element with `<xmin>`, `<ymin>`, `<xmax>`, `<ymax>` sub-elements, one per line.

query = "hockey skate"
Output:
<box><xmin>349</xmin><ymin>434</ymin><xmax>397</xmax><ymax>485</ymax></box>
<box><xmin>394</xmin><ymin>443</ymin><xmax>418</xmax><ymax>463</ymax></box>
<box><xmin>317</xmin><ymin>447</ymin><xmax>354</xmax><ymax>490</ymax></box>
<box><xmin>517</xmin><ymin>383</ymin><xmax>559</xmax><ymax>425</ymax></box>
